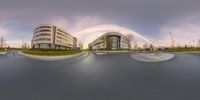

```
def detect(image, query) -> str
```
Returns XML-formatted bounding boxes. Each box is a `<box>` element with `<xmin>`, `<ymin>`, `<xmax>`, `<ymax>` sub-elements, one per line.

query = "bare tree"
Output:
<box><xmin>143</xmin><ymin>43</ymin><xmax>148</xmax><ymax>49</ymax></box>
<box><xmin>149</xmin><ymin>44</ymin><xmax>154</xmax><ymax>51</ymax></box>
<box><xmin>79</xmin><ymin>41</ymin><xmax>83</xmax><ymax>51</ymax></box>
<box><xmin>126</xmin><ymin>34</ymin><xmax>134</xmax><ymax>50</ymax></box>
<box><xmin>22</xmin><ymin>42</ymin><xmax>30</xmax><ymax>49</ymax></box>
<box><xmin>133</xmin><ymin>40</ymin><xmax>138</xmax><ymax>50</ymax></box>
<box><xmin>198</xmin><ymin>39</ymin><xmax>200</xmax><ymax>48</ymax></box>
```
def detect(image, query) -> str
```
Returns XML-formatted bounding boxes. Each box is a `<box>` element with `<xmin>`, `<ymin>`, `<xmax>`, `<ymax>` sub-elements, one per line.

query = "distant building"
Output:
<box><xmin>73</xmin><ymin>37</ymin><xmax>77</xmax><ymax>49</ymax></box>
<box><xmin>88</xmin><ymin>43</ymin><xmax>92</xmax><ymax>50</ymax></box>
<box><xmin>90</xmin><ymin>32</ymin><xmax>129</xmax><ymax>50</ymax></box>
<box><xmin>32</xmin><ymin>24</ymin><xmax>77</xmax><ymax>50</ymax></box>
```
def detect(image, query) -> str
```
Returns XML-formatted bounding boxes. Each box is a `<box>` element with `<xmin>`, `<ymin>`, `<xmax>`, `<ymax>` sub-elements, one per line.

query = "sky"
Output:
<box><xmin>0</xmin><ymin>0</ymin><xmax>200</xmax><ymax>48</ymax></box>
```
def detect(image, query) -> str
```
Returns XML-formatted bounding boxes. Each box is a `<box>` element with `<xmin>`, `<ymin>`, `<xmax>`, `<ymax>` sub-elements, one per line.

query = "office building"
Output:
<box><xmin>32</xmin><ymin>24</ymin><xmax>77</xmax><ymax>49</ymax></box>
<box><xmin>90</xmin><ymin>32</ymin><xmax>129</xmax><ymax>50</ymax></box>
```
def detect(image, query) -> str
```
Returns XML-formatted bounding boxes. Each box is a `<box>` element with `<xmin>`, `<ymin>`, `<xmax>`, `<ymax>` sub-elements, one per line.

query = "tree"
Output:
<box><xmin>185</xmin><ymin>44</ymin><xmax>187</xmax><ymax>48</ymax></box>
<box><xmin>149</xmin><ymin>44</ymin><xmax>154</xmax><ymax>51</ymax></box>
<box><xmin>198</xmin><ymin>39</ymin><xmax>200</xmax><ymax>48</ymax></box>
<box><xmin>133</xmin><ymin>40</ymin><xmax>138</xmax><ymax>50</ymax></box>
<box><xmin>126</xmin><ymin>34</ymin><xmax>134</xmax><ymax>50</ymax></box>
<box><xmin>143</xmin><ymin>43</ymin><xmax>148</xmax><ymax>49</ymax></box>
<box><xmin>22</xmin><ymin>42</ymin><xmax>30</xmax><ymax>49</ymax></box>
<box><xmin>79</xmin><ymin>41</ymin><xmax>83</xmax><ymax>50</ymax></box>
<box><xmin>88</xmin><ymin>43</ymin><xmax>92</xmax><ymax>50</ymax></box>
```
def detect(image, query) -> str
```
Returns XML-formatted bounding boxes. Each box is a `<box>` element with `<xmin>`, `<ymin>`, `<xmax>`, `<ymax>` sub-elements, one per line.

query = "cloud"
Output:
<box><xmin>0</xmin><ymin>11</ymin><xmax>22</xmax><ymax>20</ymax></box>
<box><xmin>48</xmin><ymin>16</ymin><xmax>71</xmax><ymax>30</ymax></box>
<box><xmin>48</xmin><ymin>15</ymin><xmax>103</xmax><ymax>34</ymax></box>
<box><xmin>1</xmin><ymin>14</ymin><xmax>105</xmax><ymax>48</ymax></box>
<box><xmin>159</xmin><ymin>15</ymin><xmax>200</xmax><ymax>47</ymax></box>
<box><xmin>0</xmin><ymin>26</ymin><xmax>10</xmax><ymax>36</ymax></box>
<box><xmin>72</xmin><ymin>16</ymin><xmax>102</xmax><ymax>33</ymax></box>
<box><xmin>0</xmin><ymin>10</ymin><xmax>23</xmax><ymax>37</ymax></box>
<box><xmin>1</xmin><ymin>0</ymin><xmax>200</xmax><ymax>48</ymax></box>
<box><xmin>3</xmin><ymin>16</ymin><xmax>153</xmax><ymax>49</ymax></box>
<box><xmin>76</xmin><ymin>24</ymin><xmax>153</xmax><ymax>49</ymax></box>
<box><xmin>6</xmin><ymin>40</ymin><xmax>31</xmax><ymax>48</ymax></box>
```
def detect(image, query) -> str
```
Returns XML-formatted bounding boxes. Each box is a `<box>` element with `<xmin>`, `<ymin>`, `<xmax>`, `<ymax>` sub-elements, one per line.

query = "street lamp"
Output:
<box><xmin>169</xmin><ymin>32</ymin><xmax>174</xmax><ymax>48</ymax></box>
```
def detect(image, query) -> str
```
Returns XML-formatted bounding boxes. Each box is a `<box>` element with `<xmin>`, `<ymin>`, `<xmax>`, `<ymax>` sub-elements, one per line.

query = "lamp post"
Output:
<box><xmin>169</xmin><ymin>32</ymin><xmax>174</xmax><ymax>48</ymax></box>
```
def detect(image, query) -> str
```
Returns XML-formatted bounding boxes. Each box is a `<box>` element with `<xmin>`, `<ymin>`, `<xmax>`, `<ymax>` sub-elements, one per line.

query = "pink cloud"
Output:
<box><xmin>159</xmin><ymin>15</ymin><xmax>200</xmax><ymax>47</ymax></box>
<box><xmin>0</xmin><ymin>26</ymin><xmax>10</xmax><ymax>36</ymax></box>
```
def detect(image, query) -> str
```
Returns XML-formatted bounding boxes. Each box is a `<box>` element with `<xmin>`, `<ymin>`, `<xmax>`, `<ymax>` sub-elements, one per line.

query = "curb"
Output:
<box><xmin>0</xmin><ymin>52</ymin><xmax>7</xmax><ymax>55</ymax></box>
<box><xmin>131</xmin><ymin>53</ymin><xmax>175</xmax><ymax>62</ymax></box>
<box><xmin>95</xmin><ymin>51</ymin><xmax>129</xmax><ymax>55</ymax></box>
<box><xmin>168</xmin><ymin>51</ymin><xmax>200</xmax><ymax>54</ymax></box>
<box><xmin>19</xmin><ymin>51</ymin><xmax>87</xmax><ymax>61</ymax></box>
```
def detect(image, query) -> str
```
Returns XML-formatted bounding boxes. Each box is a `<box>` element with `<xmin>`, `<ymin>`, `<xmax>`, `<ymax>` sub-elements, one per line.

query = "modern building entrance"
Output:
<box><xmin>106</xmin><ymin>35</ymin><xmax>120</xmax><ymax>50</ymax></box>
<box><xmin>90</xmin><ymin>32</ymin><xmax>129</xmax><ymax>50</ymax></box>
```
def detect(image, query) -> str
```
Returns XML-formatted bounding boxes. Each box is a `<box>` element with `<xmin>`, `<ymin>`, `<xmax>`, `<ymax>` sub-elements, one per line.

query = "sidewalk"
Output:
<box><xmin>169</xmin><ymin>51</ymin><xmax>200</xmax><ymax>54</ymax></box>
<box><xmin>0</xmin><ymin>51</ymin><xmax>7</xmax><ymax>55</ymax></box>
<box><xmin>131</xmin><ymin>53</ymin><xmax>175</xmax><ymax>62</ymax></box>
<box><xmin>19</xmin><ymin>51</ymin><xmax>88</xmax><ymax>61</ymax></box>
<box><xmin>95</xmin><ymin>50</ymin><xmax>129</xmax><ymax>55</ymax></box>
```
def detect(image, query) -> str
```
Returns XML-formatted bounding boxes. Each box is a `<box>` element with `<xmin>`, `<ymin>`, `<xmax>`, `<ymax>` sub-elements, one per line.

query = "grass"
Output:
<box><xmin>168</xmin><ymin>47</ymin><xmax>200</xmax><ymax>52</ymax></box>
<box><xmin>0</xmin><ymin>48</ymin><xmax>6</xmax><ymax>52</ymax></box>
<box><xmin>23</xmin><ymin>50</ymin><xmax>81</xmax><ymax>56</ymax></box>
<box><xmin>95</xmin><ymin>49</ymin><xmax>130</xmax><ymax>51</ymax></box>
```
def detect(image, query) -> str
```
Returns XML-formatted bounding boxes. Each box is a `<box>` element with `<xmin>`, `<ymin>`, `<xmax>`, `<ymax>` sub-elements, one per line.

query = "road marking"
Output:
<box><xmin>6</xmin><ymin>52</ymin><xmax>25</xmax><ymax>58</ymax></box>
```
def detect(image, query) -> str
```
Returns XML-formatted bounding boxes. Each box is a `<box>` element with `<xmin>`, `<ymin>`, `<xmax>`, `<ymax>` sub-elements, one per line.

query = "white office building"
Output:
<box><xmin>31</xmin><ymin>24</ymin><xmax>77</xmax><ymax>49</ymax></box>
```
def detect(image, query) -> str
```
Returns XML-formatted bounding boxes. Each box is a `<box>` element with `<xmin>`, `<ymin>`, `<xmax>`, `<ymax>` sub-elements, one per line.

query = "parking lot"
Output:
<box><xmin>0</xmin><ymin>51</ymin><xmax>200</xmax><ymax>100</ymax></box>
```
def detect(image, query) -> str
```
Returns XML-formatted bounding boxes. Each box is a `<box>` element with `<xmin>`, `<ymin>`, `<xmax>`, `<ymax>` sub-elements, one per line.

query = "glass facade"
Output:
<box><xmin>106</xmin><ymin>35</ymin><xmax>120</xmax><ymax>50</ymax></box>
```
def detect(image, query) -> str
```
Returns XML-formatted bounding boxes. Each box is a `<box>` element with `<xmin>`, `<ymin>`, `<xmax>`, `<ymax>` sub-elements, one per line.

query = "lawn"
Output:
<box><xmin>168</xmin><ymin>47</ymin><xmax>200</xmax><ymax>52</ymax></box>
<box><xmin>0</xmin><ymin>48</ymin><xmax>6</xmax><ymax>52</ymax></box>
<box><xmin>23</xmin><ymin>50</ymin><xmax>81</xmax><ymax>56</ymax></box>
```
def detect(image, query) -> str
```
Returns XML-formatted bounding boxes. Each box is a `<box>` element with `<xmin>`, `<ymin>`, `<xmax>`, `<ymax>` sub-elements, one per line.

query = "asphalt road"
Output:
<box><xmin>0</xmin><ymin>51</ymin><xmax>200</xmax><ymax>100</ymax></box>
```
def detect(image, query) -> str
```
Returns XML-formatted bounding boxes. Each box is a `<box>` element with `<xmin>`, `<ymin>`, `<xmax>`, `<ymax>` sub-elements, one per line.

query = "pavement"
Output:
<box><xmin>0</xmin><ymin>51</ymin><xmax>200</xmax><ymax>100</ymax></box>
<box><xmin>95</xmin><ymin>50</ymin><xmax>129</xmax><ymax>55</ymax></box>
<box><xmin>19</xmin><ymin>51</ymin><xmax>88</xmax><ymax>61</ymax></box>
<box><xmin>0</xmin><ymin>51</ymin><xmax>7</xmax><ymax>55</ymax></box>
<box><xmin>131</xmin><ymin>53</ymin><xmax>175</xmax><ymax>62</ymax></box>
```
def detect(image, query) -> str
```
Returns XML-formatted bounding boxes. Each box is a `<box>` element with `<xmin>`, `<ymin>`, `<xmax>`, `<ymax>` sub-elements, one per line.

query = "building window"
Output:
<box><xmin>34</xmin><ymin>33</ymin><xmax>51</xmax><ymax>38</ymax></box>
<box><xmin>35</xmin><ymin>38</ymin><xmax>51</xmax><ymax>41</ymax></box>
<box><xmin>39</xmin><ymin>44</ymin><xmax>50</xmax><ymax>49</ymax></box>
<box><xmin>35</xmin><ymin>26</ymin><xmax>51</xmax><ymax>31</ymax></box>
<box><xmin>107</xmin><ymin>35</ymin><xmax>120</xmax><ymax>50</ymax></box>
<box><xmin>34</xmin><ymin>29</ymin><xmax>51</xmax><ymax>34</ymax></box>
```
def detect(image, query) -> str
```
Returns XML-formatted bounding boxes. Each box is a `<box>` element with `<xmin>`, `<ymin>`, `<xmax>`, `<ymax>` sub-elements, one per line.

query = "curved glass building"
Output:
<box><xmin>90</xmin><ymin>32</ymin><xmax>129</xmax><ymax>50</ymax></box>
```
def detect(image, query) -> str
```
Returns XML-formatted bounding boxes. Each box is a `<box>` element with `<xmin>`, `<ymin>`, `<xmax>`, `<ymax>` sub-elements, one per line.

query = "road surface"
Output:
<box><xmin>0</xmin><ymin>51</ymin><xmax>200</xmax><ymax>100</ymax></box>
